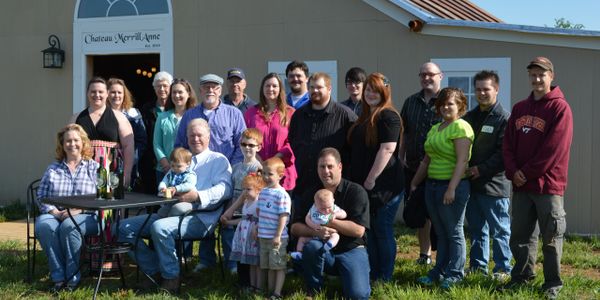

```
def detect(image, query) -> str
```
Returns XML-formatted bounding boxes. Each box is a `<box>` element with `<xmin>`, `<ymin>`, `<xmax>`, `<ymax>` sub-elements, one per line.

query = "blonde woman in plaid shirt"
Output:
<box><xmin>35</xmin><ymin>124</ymin><xmax>99</xmax><ymax>292</ymax></box>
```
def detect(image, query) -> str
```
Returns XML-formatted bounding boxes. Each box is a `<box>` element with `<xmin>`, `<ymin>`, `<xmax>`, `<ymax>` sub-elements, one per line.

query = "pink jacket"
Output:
<box><xmin>244</xmin><ymin>105</ymin><xmax>297</xmax><ymax>190</ymax></box>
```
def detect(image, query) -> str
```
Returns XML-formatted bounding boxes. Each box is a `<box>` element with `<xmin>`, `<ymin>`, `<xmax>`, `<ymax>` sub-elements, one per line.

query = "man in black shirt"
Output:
<box><xmin>289</xmin><ymin>72</ymin><xmax>357</xmax><ymax>197</ymax></box>
<box><xmin>463</xmin><ymin>70</ymin><xmax>512</xmax><ymax>279</ymax></box>
<box><xmin>291</xmin><ymin>148</ymin><xmax>370</xmax><ymax>299</ymax></box>
<box><xmin>399</xmin><ymin>62</ymin><xmax>442</xmax><ymax>265</ymax></box>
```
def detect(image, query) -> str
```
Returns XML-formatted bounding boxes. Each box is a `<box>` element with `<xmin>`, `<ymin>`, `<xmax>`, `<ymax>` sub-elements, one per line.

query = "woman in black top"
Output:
<box><xmin>348</xmin><ymin>72</ymin><xmax>404</xmax><ymax>282</ymax></box>
<box><xmin>71</xmin><ymin>77</ymin><xmax>134</xmax><ymax>187</ymax></box>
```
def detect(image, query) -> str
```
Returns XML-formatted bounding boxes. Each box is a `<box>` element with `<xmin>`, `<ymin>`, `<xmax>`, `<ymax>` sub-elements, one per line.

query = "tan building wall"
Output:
<box><xmin>1</xmin><ymin>0</ymin><xmax>598</xmax><ymax>234</ymax></box>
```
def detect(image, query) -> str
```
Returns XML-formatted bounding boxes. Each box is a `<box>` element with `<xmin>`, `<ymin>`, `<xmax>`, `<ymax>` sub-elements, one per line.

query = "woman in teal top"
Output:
<box><xmin>153</xmin><ymin>78</ymin><xmax>198</xmax><ymax>185</ymax></box>
<box><xmin>411</xmin><ymin>87</ymin><xmax>474</xmax><ymax>289</ymax></box>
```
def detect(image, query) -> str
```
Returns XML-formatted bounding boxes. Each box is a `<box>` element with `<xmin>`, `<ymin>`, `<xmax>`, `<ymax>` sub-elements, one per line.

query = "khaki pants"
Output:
<box><xmin>509</xmin><ymin>192</ymin><xmax>566</xmax><ymax>289</ymax></box>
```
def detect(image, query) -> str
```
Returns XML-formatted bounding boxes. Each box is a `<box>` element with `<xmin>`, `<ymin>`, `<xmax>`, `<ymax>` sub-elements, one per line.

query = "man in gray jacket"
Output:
<box><xmin>463</xmin><ymin>70</ymin><xmax>512</xmax><ymax>280</ymax></box>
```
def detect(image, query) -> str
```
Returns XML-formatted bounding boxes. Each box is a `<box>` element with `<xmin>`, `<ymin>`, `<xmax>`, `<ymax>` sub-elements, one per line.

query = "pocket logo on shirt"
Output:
<box><xmin>481</xmin><ymin>125</ymin><xmax>494</xmax><ymax>134</ymax></box>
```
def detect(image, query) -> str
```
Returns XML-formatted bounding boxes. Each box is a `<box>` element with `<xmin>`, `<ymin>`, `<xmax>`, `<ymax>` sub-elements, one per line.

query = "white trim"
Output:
<box><xmin>72</xmin><ymin>0</ymin><xmax>174</xmax><ymax>113</ymax></box>
<box><xmin>432</xmin><ymin>57</ymin><xmax>511</xmax><ymax>109</ymax></box>
<box><xmin>364</xmin><ymin>0</ymin><xmax>600</xmax><ymax>50</ymax></box>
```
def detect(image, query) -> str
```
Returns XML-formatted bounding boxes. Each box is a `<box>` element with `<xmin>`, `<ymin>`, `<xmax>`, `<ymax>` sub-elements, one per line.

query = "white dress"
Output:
<box><xmin>229</xmin><ymin>199</ymin><xmax>259</xmax><ymax>265</ymax></box>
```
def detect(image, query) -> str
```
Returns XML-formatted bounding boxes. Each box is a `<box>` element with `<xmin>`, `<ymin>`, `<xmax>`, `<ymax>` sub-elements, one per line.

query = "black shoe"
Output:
<box><xmin>48</xmin><ymin>282</ymin><xmax>64</xmax><ymax>293</ymax></box>
<box><xmin>416</xmin><ymin>253</ymin><xmax>432</xmax><ymax>265</ymax></box>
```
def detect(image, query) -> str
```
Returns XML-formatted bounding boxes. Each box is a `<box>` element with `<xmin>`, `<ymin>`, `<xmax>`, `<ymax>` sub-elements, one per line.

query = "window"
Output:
<box><xmin>432</xmin><ymin>58</ymin><xmax>511</xmax><ymax>110</ymax></box>
<box><xmin>268</xmin><ymin>60</ymin><xmax>338</xmax><ymax>101</ymax></box>
<box><xmin>77</xmin><ymin>0</ymin><xmax>170</xmax><ymax>18</ymax></box>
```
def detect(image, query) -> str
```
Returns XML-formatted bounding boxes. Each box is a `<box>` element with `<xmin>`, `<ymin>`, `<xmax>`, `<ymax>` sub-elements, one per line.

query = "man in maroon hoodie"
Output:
<box><xmin>502</xmin><ymin>57</ymin><xmax>573</xmax><ymax>299</ymax></box>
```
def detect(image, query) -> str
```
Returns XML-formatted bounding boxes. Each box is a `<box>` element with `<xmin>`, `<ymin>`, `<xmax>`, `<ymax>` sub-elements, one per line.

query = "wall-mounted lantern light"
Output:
<box><xmin>41</xmin><ymin>35</ymin><xmax>65</xmax><ymax>68</ymax></box>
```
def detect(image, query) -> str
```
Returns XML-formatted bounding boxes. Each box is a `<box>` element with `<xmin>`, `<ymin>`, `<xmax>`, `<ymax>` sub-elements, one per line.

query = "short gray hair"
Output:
<box><xmin>187</xmin><ymin>118</ymin><xmax>210</xmax><ymax>135</ymax></box>
<box><xmin>153</xmin><ymin>71</ymin><xmax>173</xmax><ymax>86</ymax></box>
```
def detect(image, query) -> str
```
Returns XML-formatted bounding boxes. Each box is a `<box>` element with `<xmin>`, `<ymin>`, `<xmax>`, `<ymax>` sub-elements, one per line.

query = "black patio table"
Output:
<box><xmin>42</xmin><ymin>192</ymin><xmax>177</xmax><ymax>299</ymax></box>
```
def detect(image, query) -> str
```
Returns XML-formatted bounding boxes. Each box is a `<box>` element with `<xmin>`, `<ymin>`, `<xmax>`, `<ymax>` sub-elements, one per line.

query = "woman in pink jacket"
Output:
<box><xmin>244</xmin><ymin>73</ymin><xmax>297</xmax><ymax>192</ymax></box>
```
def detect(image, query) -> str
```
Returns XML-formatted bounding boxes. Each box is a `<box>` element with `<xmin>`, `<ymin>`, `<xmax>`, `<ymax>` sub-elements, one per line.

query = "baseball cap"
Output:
<box><xmin>227</xmin><ymin>68</ymin><xmax>246</xmax><ymax>80</ymax></box>
<box><xmin>199</xmin><ymin>73</ymin><xmax>224</xmax><ymax>85</ymax></box>
<box><xmin>527</xmin><ymin>57</ymin><xmax>554</xmax><ymax>73</ymax></box>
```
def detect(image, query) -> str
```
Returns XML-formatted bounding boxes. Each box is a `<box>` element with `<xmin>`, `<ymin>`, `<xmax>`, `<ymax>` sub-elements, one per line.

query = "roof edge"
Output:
<box><xmin>425</xmin><ymin>18</ymin><xmax>600</xmax><ymax>37</ymax></box>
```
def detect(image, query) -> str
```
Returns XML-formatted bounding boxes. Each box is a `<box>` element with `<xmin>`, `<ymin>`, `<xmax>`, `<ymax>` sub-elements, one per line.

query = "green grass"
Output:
<box><xmin>0</xmin><ymin>200</ymin><xmax>26</xmax><ymax>222</ymax></box>
<box><xmin>1</xmin><ymin>226</ymin><xmax>599</xmax><ymax>299</ymax></box>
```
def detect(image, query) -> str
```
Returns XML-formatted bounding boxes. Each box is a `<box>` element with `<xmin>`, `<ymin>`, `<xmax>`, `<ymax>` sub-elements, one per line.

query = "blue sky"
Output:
<box><xmin>470</xmin><ymin>0</ymin><xmax>600</xmax><ymax>31</ymax></box>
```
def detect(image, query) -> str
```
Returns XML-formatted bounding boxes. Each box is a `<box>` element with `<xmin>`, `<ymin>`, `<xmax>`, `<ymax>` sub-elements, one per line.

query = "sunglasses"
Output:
<box><xmin>240</xmin><ymin>142</ymin><xmax>258</xmax><ymax>148</ymax></box>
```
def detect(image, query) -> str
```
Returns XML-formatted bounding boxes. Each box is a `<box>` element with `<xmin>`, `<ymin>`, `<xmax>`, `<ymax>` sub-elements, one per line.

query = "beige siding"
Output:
<box><xmin>1</xmin><ymin>0</ymin><xmax>598</xmax><ymax>234</ymax></box>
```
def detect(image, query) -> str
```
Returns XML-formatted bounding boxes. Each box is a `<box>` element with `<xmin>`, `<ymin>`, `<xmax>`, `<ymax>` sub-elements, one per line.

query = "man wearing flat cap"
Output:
<box><xmin>174</xmin><ymin>73</ymin><xmax>247</xmax><ymax>274</ymax></box>
<box><xmin>502</xmin><ymin>57</ymin><xmax>573</xmax><ymax>300</ymax></box>
<box><xmin>223</xmin><ymin>68</ymin><xmax>256</xmax><ymax>113</ymax></box>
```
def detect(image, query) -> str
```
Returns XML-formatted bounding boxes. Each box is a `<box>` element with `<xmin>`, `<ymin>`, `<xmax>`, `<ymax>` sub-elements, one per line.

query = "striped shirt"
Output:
<box><xmin>36</xmin><ymin>159</ymin><xmax>99</xmax><ymax>214</ymax></box>
<box><xmin>257</xmin><ymin>187</ymin><xmax>291</xmax><ymax>239</ymax></box>
<box><xmin>424</xmin><ymin>119</ymin><xmax>474</xmax><ymax>180</ymax></box>
<box><xmin>400</xmin><ymin>91</ymin><xmax>441</xmax><ymax>172</ymax></box>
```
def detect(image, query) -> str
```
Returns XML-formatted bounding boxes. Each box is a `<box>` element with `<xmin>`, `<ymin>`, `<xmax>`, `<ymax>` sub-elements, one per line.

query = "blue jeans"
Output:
<box><xmin>118</xmin><ymin>214</ymin><xmax>209</xmax><ymax>279</ymax></box>
<box><xmin>198</xmin><ymin>225</ymin><xmax>236</xmax><ymax>270</ymax></box>
<box><xmin>424</xmin><ymin>179</ymin><xmax>469</xmax><ymax>281</ymax></box>
<box><xmin>367</xmin><ymin>192</ymin><xmax>402</xmax><ymax>281</ymax></box>
<box><xmin>35</xmin><ymin>213</ymin><xmax>99</xmax><ymax>285</ymax></box>
<box><xmin>302</xmin><ymin>239</ymin><xmax>371</xmax><ymax>300</ymax></box>
<box><xmin>466</xmin><ymin>192</ymin><xmax>512</xmax><ymax>273</ymax></box>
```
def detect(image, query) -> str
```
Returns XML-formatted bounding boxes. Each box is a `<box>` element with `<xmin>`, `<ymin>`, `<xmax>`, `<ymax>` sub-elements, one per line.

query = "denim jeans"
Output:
<box><xmin>118</xmin><ymin>214</ymin><xmax>209</xmax><ymax>279</ymax></box>
<box><xmin>302</xmin><ymin>239</ymin><xmax>371</xmax><ymax>300</ymax></box>
<box><xmin>425</xmin><ymin>179</ymin><xmax>469</xmax><ymax>281</ymax></box>
<box><xmin>367</xmin><ymin>192</ymin><xmax>402</xmax><ymax>281</ymax></box>
<box><xmin>466</xmin><ymin>192</ymin><xmax>512</xmax><ymax>273</ymax></box>
<box><xmin>35</xmin><ymin>213</ymin><xmax>99</xmax><ymax>285</ymax></box>
<box><xmin>198</xmin><ymin>225</ymin><xmax>236</xmax><ymax>270</ymax></box>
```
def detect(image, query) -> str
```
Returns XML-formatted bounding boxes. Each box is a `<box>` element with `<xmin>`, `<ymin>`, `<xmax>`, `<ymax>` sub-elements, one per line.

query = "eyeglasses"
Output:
<box><xmin>240</xmin><ymin>142</ymin><xmax>258</xmax><ymax>148</ymax></box>
<box><xmin>418</xmin><ymin>72</ymin><xmax>440</xmax><ymax>79</ymax></box>
<box><xmin>345</xmin><ymin>81</ymin><xmax>363</xmax><ymax>86</ymax></box>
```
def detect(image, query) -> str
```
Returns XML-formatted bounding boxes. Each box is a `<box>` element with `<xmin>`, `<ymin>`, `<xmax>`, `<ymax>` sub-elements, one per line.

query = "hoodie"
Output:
<box><xmin>503</xmin><ymin>86</ymin><xmax>573</xmax><ymax>196</ymax></box>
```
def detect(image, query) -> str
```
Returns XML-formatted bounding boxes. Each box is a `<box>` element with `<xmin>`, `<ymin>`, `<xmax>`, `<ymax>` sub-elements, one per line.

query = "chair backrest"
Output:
<box><xmin>26</xmin><ymin>179</ymin><xmax>41</xmax><ymax>236</ymax></box>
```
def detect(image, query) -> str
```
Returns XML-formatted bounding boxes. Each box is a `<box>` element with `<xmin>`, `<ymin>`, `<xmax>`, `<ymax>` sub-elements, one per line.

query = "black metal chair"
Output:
<box><xmin>175</xmin><ymin>202</ymin><xmax>226</xmax><ymax>291</ymax></box>
<box><xmin>25</xmin><ymin>179</ymin><xmax>41</xmax><ymax>283</ymax></box>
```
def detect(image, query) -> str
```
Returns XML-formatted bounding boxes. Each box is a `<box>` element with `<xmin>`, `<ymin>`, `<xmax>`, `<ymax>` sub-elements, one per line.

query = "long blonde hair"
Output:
<box><xmin>55</xmin><ymin>124</ymin><xmax>93</xmax><ymax>161</ymax></box>
<box><xmin>107</xmin><ymin>78</ymin><xmax>136</xmax><ymax>111</ymax></box>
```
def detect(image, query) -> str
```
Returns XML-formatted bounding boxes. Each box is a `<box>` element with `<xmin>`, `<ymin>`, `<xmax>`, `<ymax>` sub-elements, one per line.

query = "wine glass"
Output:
<box><xmin>109</xmin><ymin>173</ymin><xmax>120</xmax><ymax>200</ymax></box>
<box><xmin>96</xmin><ymin>176</ymin><xmax>105</xmax><ymax>200</ymax></box>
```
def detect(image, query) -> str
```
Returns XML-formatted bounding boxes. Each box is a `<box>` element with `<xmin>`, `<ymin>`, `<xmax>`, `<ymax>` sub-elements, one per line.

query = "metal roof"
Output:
<box><xmin>407</xmin><ymin>0</ymin><xmax>502</xmax><ymax>23</ymax></box>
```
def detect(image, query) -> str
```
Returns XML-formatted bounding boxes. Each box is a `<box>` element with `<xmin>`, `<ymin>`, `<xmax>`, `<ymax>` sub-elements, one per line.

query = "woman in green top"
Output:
<box><xmin>153</xmin><ymin>78</ymin><xmax>198</xmax><ymax>185</ymax></box>
<box><xmin>410</xmin><ymin>87</ymin><xmax>474</xmax><ymax>289</ymax></box>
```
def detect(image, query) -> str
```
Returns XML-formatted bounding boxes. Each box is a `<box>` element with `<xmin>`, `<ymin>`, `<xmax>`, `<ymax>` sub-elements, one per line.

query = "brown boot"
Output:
<box><xmin>160</xmin><ymin>276</ymin><xmax>179</xmax><ymax>294</ymax></box>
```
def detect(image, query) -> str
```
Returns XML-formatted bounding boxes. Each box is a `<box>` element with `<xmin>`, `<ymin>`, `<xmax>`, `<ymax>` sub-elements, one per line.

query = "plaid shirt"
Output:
<box><xmin>36</xmin><ymin>159</ymin><xmax>99</xmax><ymax>214</ymax></box>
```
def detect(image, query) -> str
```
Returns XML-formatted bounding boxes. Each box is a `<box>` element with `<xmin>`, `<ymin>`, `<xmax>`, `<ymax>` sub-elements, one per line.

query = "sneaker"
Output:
<box><xmin>269</xmin><ymin>293</ymin><xmax>283</xmax><ymax>300</ymax></box>
<box><xmin>417</xmin><ymin>275</ymin><xmax>435</xmax><ymax>286</ymax></box>
<box><xmin>48</xmin><ymin>282</ymin><xmax>64</xmax><ymax>293</ymax></box>
<box><xmin>492</xmin><ymin>272</ymin><xmax>511</xmax><ymax>282</ymax></box>
<box><xmin>290</xmin><ymin>252</ymin><xmax>303</xmax><ymax>260</ymax></box>
<box><xmin>440</xmin><ymin>278</ymin><xmax>460</xmax><ymax>290</ymax></box>
<box><xmin>543</xmin><ymin>286</ymin><xmax>562</xmax><ymax>300</ymax></box>
<box><xmin>416</xmin><ymin>254</ymin><xmax>432</xmax><ymax>265</ymax></box>
<box><xmin>497</xmin><ymin>278</ymin><xmax>528</xmax><ymax>292</ymax></box>
<box><xmin>192</xmin><ymin>263</ymin><xmax>208</xmax><ymax>273</ymax></box>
